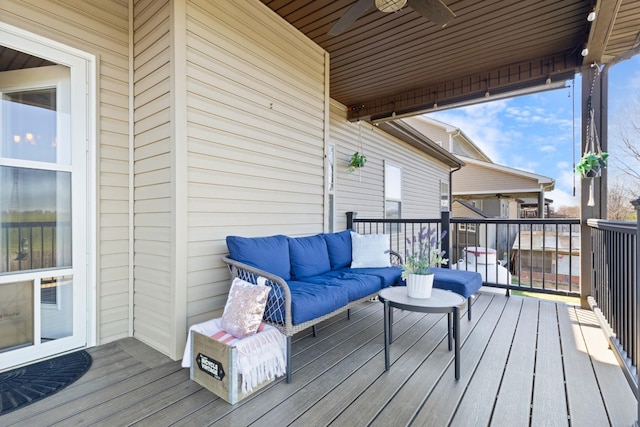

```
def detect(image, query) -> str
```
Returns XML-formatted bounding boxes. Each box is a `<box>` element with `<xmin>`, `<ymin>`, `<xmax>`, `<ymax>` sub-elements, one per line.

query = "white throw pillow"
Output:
<box><xmin>350</xmin><ymin>232</ymin><xmax>391</xmax><ymax>268</ymax></box>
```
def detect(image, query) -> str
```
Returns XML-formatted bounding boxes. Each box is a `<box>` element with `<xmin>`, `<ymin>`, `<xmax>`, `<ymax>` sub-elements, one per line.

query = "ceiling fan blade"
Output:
<box><xmin>407</xmin><ymin>0</ymin><xmax>456</xmax><ymax>27</ymax></box>
<box><xmin>328</xmin><ymin>0</ymin><xmax>376</xmax><ymax>36</ymax></box>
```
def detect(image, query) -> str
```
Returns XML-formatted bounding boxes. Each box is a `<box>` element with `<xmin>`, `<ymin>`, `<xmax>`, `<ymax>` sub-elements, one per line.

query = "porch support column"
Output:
<box><xmin>579</xmin><ymin>65</ymin><xmax>608</xmax><ymax>309</ymax></box>
<box><xmin>538</xmin><ymin>188</ymin><xmax>545</xmax><ymax>218</ymax></box>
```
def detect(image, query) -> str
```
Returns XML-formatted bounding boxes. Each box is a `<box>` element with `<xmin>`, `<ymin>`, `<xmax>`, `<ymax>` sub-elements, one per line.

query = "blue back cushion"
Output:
<box><xmin>288</xmin><ymin>235</ymin><xmax>331</xmax><ymax>279</ymax></box>
<box><xmin>226</xmin><ymin>235</ymin><xmax>291</xmax><ymax>281</ymax></box>
<box><xmin>323</xmin><ymin>230</ymin><xmax>352</xmax><ymax>269</ymax></box>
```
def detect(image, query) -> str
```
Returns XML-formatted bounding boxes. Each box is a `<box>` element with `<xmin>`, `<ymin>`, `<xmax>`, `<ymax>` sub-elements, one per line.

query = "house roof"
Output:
<box><xmin>401</xmin><ymin>116</ymin><xmax>493</xmax><ymax>162</ymax></box>
<box><xmin>377</xmin><ymin>120</ymin><xmax>464</xmax><ymax>168</ymax></box>
<box><xmin>452</xmin><ymin>155</ymin><xmax>555</xmax><ymax>199</ymax></box>
<box><xmin>452</xmin><ymin>199</ymin><xmax>493</xmax><ymax>218</ymax></box>
<box><xmin>262</xmin><ymin>0</ymin><xmax>640</xmax><ymax>121</ymax></box>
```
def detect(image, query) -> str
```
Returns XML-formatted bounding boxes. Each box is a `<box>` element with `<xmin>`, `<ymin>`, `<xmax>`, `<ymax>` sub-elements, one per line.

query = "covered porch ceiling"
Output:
<box><xmin>262</xmin><ymin>0</ymin><xmax>640</xmax><ymax>121</ymax></box>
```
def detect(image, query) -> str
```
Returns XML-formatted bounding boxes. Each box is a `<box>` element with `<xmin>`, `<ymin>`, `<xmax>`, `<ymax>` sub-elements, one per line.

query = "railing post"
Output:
<box><xmin>346</xmin><ymin>211</ymin><xmax>356</xmax><ymax>230</ymax></box>
<box><xmin>441</xmin><ymin>210</ymin><xmax>451</xmax><ymax>269</ymax></box>
<box><xmin>632</xmin><ymin>197</ymin><xmax>640</xmax><ymax>427</ymax></box>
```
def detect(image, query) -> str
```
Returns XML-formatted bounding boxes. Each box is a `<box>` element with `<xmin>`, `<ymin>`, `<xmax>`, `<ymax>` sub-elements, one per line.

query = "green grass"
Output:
<box><xmin>511</xmin><ymin>289</ymin><xmax>580</xmax><ymax>305</ymax></box>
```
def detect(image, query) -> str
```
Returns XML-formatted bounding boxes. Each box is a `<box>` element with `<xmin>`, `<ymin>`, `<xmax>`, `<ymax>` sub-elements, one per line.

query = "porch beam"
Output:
<box><xmin>347</xmin><ymin>54</ymin><xmax>581</xmax><ymax>122</ymax></box>
<box><xmin>583</xmin><ymin>0</ymin><xmax>623</xmax><ymax>65</ymax></box>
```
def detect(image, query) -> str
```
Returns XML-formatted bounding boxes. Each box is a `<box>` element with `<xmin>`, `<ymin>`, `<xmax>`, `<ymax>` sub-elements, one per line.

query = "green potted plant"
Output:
<box><xmin>576</xmin><ymin>151</ymin><xmax>608</xmax><ymax>178</ymax></box>
<box><xmin>403</xmin><ymin>228</ymin><xmax>448</xmax><ymax>298</ymax></box>
<box><xmin>347</xmin><ymin>151</ymin><xmax>367</xmax><ymax>174</ymax></box>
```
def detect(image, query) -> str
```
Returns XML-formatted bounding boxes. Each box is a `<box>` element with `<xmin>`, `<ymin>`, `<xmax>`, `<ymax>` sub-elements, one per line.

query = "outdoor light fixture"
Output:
<box><xmin>581</xmin><ymin>46</ymin><xmax>589</xmax><ymax>56</ymax></box>
<box><xmin>484</xmin><ymin>90</ymin><xmax>490</xmax><ymax>98</ymax></box>
<box><xmin>375</xmin><ymin>0</ymin><xmax>407</xmax><ymax>13</ymax></box>
<box><xmin>546</xmin><ymin>77</ymin><xmax>552</xmax><ymax>85</ymax></box>
<box><xmin>587</xmin><ymin>10</ymin><xmax>596</xmax><ymax>22</ymax></box>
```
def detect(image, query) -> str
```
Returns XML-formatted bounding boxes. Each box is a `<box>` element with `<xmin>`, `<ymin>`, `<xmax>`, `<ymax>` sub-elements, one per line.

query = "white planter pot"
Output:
<box><xmin>406</xmin><ymin>273</ymin><xmax>434</xmax><ymax>299</ymax></box>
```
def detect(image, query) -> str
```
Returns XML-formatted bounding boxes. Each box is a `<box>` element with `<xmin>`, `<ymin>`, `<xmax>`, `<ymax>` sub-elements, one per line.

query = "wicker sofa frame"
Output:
<box><xmin>222</xmin><ymin>251</ymin><xmax>403</xmax><ymax>383</ymax></box>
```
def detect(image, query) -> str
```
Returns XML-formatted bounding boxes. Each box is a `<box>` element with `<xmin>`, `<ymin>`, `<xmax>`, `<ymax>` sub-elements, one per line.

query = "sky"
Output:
<box><xmin>426</xmin><ymin>54</ymin><xmax>640</xmax><ymax>208</ymax></box>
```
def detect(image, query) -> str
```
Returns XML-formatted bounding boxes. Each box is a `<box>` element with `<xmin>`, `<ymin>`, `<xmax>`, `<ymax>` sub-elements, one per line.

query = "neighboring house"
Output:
<box><xmin>400</xmin><ymin>116</ymin><xmax>557</xmax><ymax>269</ymax></box>
<box><xmin>401</xmin><ymin>116</ymin><xmax>555</xmax><ymax>219</ymax></box>
<box><xmin>511</xmin><ymin>230</ymin><xmax>580</xmax><ymax>290</ymax></box>
<box><xmin>519</xmin><ymin>197</ymin><xmax>554</xmax><ymax>218</ymax></box>
<box><xmin>0</xmin><ymin>1</ymin><xmax>462</xmax><ymax>370</ymax></box>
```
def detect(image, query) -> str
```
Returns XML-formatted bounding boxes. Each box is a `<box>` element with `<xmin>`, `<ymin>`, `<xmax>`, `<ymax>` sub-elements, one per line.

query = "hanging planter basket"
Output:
<box><xmin>347</xmin><ymin>151</ymin><xmax>367</xmax><ymax>174</ymax></box>
<box><xmin>348</xmin><ymin>120</ymin><xmax>367</xmax><ymax>178</ymax></box>
<box><xmin>576</xmin><ymin>151</ymin><xmax>607</xmax><ymax>178</ymax></box>
<box><xmin>576</xmin><ymin>103</ymin><xmax>609</xmax><ymax>179</ymax></box>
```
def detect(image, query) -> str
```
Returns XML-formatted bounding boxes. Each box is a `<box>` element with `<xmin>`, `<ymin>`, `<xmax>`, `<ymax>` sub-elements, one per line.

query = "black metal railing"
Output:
<box><xmin>451</xmin><ymin>217</ymin><xmax>581</xmax><ymax>296</ymax></box>
<box><xmin>348</xmin><ymin>208</ymin><xmax>639</xmax><ymax>408</ymax></box>
<box><xmin>347</xmin><ymin>211</ymin><xmax>581</xmax><ymax>296</ymax></box>
<box><xmin>1</xmin><ymin>221</ymin><xmax>72</xmax><ymax>273</ymax></box>
<box><xmin>588</xmin><ymin>212</ymin><xmax>639</xmax><ymax>395</ymax></box>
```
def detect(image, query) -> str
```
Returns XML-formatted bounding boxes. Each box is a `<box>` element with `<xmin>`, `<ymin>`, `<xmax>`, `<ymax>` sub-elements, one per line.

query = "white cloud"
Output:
<box><xmin>547</xmin><ymin>188</ymin><xmax>579</xmax><ymax>208</ymax></box>
<box><xmin>429</xmin><ymin>100</ymin><xmax>512</xmax><ymax>163</ymax></box>
<box><xmin>553</xmin><ymin>167</ymin><xmax>580</xmax><ymax>203</ymax></box>
<box><xmin>428</xmin><ymin>87</ymin><xmax>579</xmax><ymax>206</ymax></box>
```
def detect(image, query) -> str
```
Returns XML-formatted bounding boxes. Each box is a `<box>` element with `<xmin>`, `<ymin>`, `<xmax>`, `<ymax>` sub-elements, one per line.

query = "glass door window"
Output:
<box><xmin>0</xmin><ymin>31</ymin><xmax>90</xmax><ymax>368</ymax></box>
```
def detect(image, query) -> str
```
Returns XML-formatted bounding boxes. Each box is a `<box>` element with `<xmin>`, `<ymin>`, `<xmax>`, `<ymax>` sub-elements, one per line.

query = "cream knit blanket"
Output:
<box><xmin>182</xmin><ymin>318</ymin><xmax>287</xmax><ymax>394</ymax></box>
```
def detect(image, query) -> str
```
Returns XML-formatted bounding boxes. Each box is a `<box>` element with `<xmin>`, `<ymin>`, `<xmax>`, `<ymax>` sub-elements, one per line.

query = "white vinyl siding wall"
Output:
<box><xmin>2</xmin><ymin>0</ymin><xmax>451</xmax><ymax>362</ymax></box>
<box><xmin>183</xmin><ymin>1</ymin><xmax>327</xmax><ymax>331</ymax></box>
<box><xmin>331</xmin><ymin>101</ymin><xmax>449</xmax><ymax>229</ymax></box>
<box><xmin>0</xmin><ymin>0</ymin><xmax>131</xmax><ymax>344</ymax></box>
<box><xmin>401</xmin><ymin>117</ymin><xmax>451</xmax><ymax>150</ymax></box>
<box><xmin>132</xmin><ymin>0</ymin><xmax>175</xmax><ymax>355</ymax></box>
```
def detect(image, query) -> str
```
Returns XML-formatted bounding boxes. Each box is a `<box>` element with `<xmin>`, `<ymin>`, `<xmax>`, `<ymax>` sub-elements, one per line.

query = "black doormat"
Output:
<box><xmin>0</xmin><ymin>350</ymin><xmax>92</xmax><ymax>415</ymax></box>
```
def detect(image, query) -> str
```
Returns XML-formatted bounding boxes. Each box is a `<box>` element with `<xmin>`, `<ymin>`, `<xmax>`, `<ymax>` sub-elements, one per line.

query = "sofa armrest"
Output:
<box><xmin>389</xmin><ymin>250</ymin><xmax>403</xmax><ymax>266</ymax></box>
<box><xmin>221</xmin><ymin>256</ymin><xmax>293</xmax><ymax>332</ymax></box>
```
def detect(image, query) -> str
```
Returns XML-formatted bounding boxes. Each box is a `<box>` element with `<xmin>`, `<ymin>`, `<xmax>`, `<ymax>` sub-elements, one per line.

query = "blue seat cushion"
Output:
<box><xmin>431</xmin><ymin>267</ymin><xmax>482</xmax><ymax>298</ymax></box>
<box><xmin>338</xmin><ymin>266</ymin><xmax>403</xmax><ymax>288</ymax></box>
<box><xmin>226</xmin><ymin>235</ymin><xmax>291</xmax><ymax>281</ymax></box>
<box><xmin>288</xmin><ymin>235</ymin><xmax>331</xmax><ymax>279</ymax></box>
<box><xmin>322</xmin><ymin>230</ymin><xmax>352</xmax><ymax>269</ymax></box>
<box><xmin>303</xmin><ymin>271</ymin><xmax>382</xmax><ymax>302</ymax></box>
<box><xmin>265</xmin><ymin>281</ymin><xmax>349</xmax><ymax>325</ymax></box>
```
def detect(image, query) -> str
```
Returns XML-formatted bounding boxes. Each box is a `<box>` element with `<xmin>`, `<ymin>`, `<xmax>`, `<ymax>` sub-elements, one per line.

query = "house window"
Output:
<box><xmin>440</xmin><ymin>181</ymin><xmax>449</xmax><ymax>211</ymax></box>
<box><xmin>458</xmin><ymin>223</ymin><xmax>477</xmax><ymax>232</ymax></box>
<box><xmin>326</xmin><ymin>144</ymin><xmax>335</xmax><ymax>232</ymax></box>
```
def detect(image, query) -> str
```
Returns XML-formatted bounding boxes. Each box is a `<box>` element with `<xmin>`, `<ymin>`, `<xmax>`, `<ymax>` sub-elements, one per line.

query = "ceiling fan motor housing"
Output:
<box><xmin>375</xmin><ymin>0</ymin><xmax>407</xmax><ymax>13</ymax></box>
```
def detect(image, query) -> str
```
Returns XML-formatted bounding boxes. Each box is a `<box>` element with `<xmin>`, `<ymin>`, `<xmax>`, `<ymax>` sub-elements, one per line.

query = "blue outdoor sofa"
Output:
<box><xmin>222</xmin><ymin>229</ymin><xmax>481</xmax><ymax>382</ymax></box>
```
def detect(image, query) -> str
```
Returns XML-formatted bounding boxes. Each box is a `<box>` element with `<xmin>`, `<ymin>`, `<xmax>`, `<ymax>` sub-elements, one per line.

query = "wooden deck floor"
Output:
<box><xmin>1</xmin><ymin>292</ymin><xmax>636</xmax><ymax>426</ymax></box>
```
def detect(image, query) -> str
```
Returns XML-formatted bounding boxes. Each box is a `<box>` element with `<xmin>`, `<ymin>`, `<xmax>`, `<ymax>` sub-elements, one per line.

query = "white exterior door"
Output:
<box><xmin>0</xmin><ymin>25</ymin><xmax>94</xmax><ymax>370</ymax></box>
